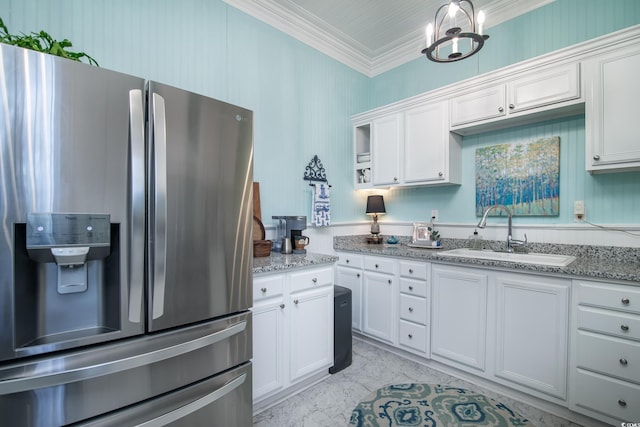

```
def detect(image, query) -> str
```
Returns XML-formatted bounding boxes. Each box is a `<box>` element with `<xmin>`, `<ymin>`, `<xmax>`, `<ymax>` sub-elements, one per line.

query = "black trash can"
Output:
<box><xmin>329</xmin><ymin>285</ymin><xmax>352</xmax><ymax>374</ymax></box>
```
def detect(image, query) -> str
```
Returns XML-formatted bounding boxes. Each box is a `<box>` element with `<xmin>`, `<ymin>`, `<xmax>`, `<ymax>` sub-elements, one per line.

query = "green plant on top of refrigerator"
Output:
<box><xmin>0</xmin><ymin>17</ymin><xmax>98</xmax><ymax>66</ymax></box>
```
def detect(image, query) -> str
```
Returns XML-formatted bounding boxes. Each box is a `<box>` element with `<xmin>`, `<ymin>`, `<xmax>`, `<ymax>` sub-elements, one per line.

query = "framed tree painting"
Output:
<box><xmin>475</xmin><ymin>136</ymin><xmax>560</xmax><ymax>216</ymax></box>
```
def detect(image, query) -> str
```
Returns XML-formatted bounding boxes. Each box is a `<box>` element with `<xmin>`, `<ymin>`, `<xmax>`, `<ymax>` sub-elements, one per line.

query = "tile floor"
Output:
<box><xmin>252</xmin><ymin>338</ymin><xmax>594</xmax><ymax>427</ymax></box>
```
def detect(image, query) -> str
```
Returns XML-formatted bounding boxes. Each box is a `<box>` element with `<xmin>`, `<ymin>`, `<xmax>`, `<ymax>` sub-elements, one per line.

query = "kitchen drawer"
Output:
<box><xmin>577</xmin><ymin>306</ymin><xmax>640</xmax><ymax>341</ymax></box>
<box><xmin>253</xmin><ymin>274</ymin><xmax>285</xmax><ymax>302</ymax></box>
<box><xmin>575</xmin><ymin>330</ymin><xmax>640</xmax><ymax>384</ymax></box>
<box><xmin>576</xmin><ymin>280</ymin><xmax>640</xmax><ymax>314</ymax></box>
<box><xmin>399</xmin><ymin>320</ymin><xmax>427</xmax><ymax>353</ymax></box>
<box><xmin>364</xmin><ymin>256</ymin><xmax>396</xmax><ymax>275</ymax></box>
<box><xmin>399</xmin><ymin>261</ymin><xmax>429</xmax><ymax>281</ymax></box>
<box><xmin>400</xmin><ymin>278</ymin><xmax>428</xmax><ymax>297</ymax></box>
<box><xmin>573</xmin><ymin>368</ymin><xmax>640</xmax><ymax>422</ymax></box>
<box><xmin>399</xmin><ymin>294</ymin><xmax>427</xmax><ymax>325</ymax></box>
<box><xmin>289</xmin><ymin>266</ymin><xmax>333</xmax><ymax>293</ymax></box>
<box><xmin>337</xmin><ymin>253</ymin><xmax>363</xmax><ymax>269</ymax></box>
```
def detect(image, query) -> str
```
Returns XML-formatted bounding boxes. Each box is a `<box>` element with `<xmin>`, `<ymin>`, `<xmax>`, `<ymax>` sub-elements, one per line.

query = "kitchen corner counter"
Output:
<box><xmin>334</xmin><ymin>235</ymin><xmax>640</xmax><ymax>284</ymax></box>
<box><xmin>252</xmin><ymin>252</ymin><xmax>338</xmax><ymax>275</ymax></box>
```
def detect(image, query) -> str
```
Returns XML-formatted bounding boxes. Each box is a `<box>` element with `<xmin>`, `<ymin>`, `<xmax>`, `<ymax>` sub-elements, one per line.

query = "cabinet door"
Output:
<box><xmin>336</xmin><ymin>266</ymin><xmax>362</xmax><ymax>331</ymax></box>
<box><xmin>252</xmin><ymin>301</ymin><xmax>285</xmax><ymax>401</ymax></box>
<box><xmin>450</xmin><ymin>84</ymin><xmax>506</xmax><ymax>126</ymax></box>
<box><xmin>363</xmin><ymin>271</ymin><xmax>396</xmax><ymax>344</ymax></box>
<box><xmin>585</xmin><ymin>46</ymin><xmax>640</xmax><ymax>173</ymax></box>
<box><xmin>431</xmin><ymin>265</ymin><xmax>488</xmax><ymax>372</ymax></box>
<box><xmin>507</xmin><ymin>63</ymin><xmax>580</xmax><ymax>114</ymax></box>
<box><xmin>404</xmin><ymin>102</ymin><xmax>446</xmax><ymax>183</ymax></box>
<box><xmin>371</xmin><ymin>114</ymin><xmax>401</xmax><ymax>186</ymax></box>
<box><xmin>288</xmin><ymin>286</ymin><xmax>333</xmax><ymax>383</ymax></box>
<box><xmin>494</xmin><ymin>273</ymin><xmax>569</xmax><ymax>399</ymax></box>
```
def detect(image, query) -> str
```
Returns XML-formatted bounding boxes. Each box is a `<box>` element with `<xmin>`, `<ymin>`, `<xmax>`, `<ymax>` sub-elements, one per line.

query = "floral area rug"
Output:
<box><xmin>349</xmin><ymin>383</ymin><xmax>535</xmax><ymax>427</ymax></box>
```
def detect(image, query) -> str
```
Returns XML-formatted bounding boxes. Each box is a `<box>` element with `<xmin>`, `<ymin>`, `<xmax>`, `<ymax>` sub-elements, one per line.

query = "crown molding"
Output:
<box><xmin>223</xmin><ymin>0</ymin><xmax>556</xmax><ymax>77</ymax></box>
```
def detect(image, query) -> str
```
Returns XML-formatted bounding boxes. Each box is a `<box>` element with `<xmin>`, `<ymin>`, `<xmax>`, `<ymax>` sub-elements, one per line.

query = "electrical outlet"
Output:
<box><xmin>573</xmin><ymin>201</ymin><xmax>585</xmax><ymax>221</ymax></box>
<box><xmin>431</xmin><ymin>209</ymin><xmax>439</xmax><ymax>222</ymax></box>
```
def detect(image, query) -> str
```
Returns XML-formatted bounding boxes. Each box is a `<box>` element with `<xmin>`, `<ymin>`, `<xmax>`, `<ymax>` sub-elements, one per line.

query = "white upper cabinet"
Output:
<box><xmin>371</xmin><ymin>113</ymin><xmax>402</xmax><ymax>186</ymax></box>
<box><xmin>584</xmin><ymin>44</ymin><xmax>640</xmax><ymax>173</ymax></box>
<box><xmin>450</xmin><ymin>63</ymin><xmax>581</xmax><ymax>134</ymax></box>
<box><xmin>404</xmin><ymin>101</ymin><xmax>461</xmax><ymax>185</ymax></box>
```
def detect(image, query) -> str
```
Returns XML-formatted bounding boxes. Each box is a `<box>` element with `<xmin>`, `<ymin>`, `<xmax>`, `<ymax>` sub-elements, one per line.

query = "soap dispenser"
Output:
<box><xmin>469</xmin><ymin>229</ymin><xmax>483</xmax><ymax>250</ymax></box>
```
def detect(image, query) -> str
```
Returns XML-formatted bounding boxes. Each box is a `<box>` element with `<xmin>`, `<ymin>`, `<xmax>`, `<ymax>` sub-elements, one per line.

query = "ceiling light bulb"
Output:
<box><xmin>477</xmin><ymin>10</ymin><xmax>485</xmax><ymax>35</ymax></box>
<box><xmin>448</xmin><ymin>2</ymin><xmax>459</xmax><ymax>18</ymax></box>
<box><xmin>426</xmin><ymin>24</ymin><xmax>434</xmax><ymax>48</ymax></box>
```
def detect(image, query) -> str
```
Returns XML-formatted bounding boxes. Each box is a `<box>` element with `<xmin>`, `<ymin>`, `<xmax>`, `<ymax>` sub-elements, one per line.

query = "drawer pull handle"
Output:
<box><xmin>357</xmin><ymin>273</ymin><xmax>361</xmax><ymax>278</ymax></box>
<box><xmin>293</xmin><ymin>299</ymin><xmax>299</xmax><ymax>305</ymax></box>
<box><xmin>409</xmin><ymin>269</ymin><xmax>414</xmax><ymax>274</ymax></box>
<box><xmin>261</xmin><ymin>287</ymin><xmax>267</xmax><ymax>293</ymax></box>
<box><xmin>409</xmin><ymin>307</ymin><xmax>414</xmax><ymax>312</ymax></box>
<box><xmin>409</xmin><ymin>286</ymin><xmax>414</xmax><ymax>291</ymax></box>
<box><xmin>620</xmin><ymin>358</ymin><xmax>628</xmax><ymax>366</ymax></box>
<box><xmin>622</xmin><ymin>297</ymin><xmax>630</xmax><ymax>305</ymax></box>
<box><xmin>621</xmin><ymin>324</ymin><xmax>630</xmax><ymax>332</ymax></box>
<box><xmin>618</xmin><ymin>399</ymin><xmax>627</xmax><ymax>407</ymax></box>
<box><xmin>408</xmin><ymin>334</ymin><xmax>413</xmax><ymax>339</ymax></box>
<box><xmin>312</xmin><ymin>278</ymin><xmax>318</xmax><ymax>283</ymax></box>
<box><xmin>280</xmin><ymin>304</ymin><xmax>285</xmax><ymax>309</ymax></box>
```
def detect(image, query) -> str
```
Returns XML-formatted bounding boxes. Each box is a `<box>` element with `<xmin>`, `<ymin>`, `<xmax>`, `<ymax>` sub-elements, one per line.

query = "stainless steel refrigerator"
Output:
<box><xmin>0</xmin><ymin>42</ymin><xmax>254</xmax><ymax>426</ymax></box>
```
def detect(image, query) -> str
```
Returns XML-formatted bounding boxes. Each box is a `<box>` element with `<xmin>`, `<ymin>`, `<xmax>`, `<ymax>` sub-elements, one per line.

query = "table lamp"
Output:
<box><xmin>366</xmin><ymin>195</ymin><xmax>386</xmax><ymax>244</ymax></box>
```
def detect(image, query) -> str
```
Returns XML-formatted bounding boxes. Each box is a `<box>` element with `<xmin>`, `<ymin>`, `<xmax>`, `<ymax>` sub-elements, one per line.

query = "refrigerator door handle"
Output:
<box><xmin>128</xmin><ymin>89</ymin><xmax>146</xmax><ymax>323</ymax></box>
<box><xmin>151</xmin><ymin>92</ymin><xmax>168</xmax><ymax>319</ymax></box>
<box><xmin>137</xmin><ymin>373</ymin><xmax>247</xmax><ymax>427</ymax></box>
<box><xmin>0</xmin><ymin>319</ymin><xmax>247</xmax><ymax>395</ymax></box>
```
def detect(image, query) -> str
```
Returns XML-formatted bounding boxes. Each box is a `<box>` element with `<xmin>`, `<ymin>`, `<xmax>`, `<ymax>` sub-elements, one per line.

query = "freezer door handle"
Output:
<box><xmin>0</xmin><ymin>319</ymin><xmax>247</xmax><ymax>395</ymax></box>
<box><xmin>151</xmin><ymin>92</ymin><xmax>168</xmax><ymax>319</ymax></box>
<box><xmin>137</xmin><ymin>373</ymin><xmax>247</xmax><ymax>427</ymax></box>
<box><xmin>128</xmin><ymin>89</ymin><xmax>146</xmax><ymax>323</ymax></box>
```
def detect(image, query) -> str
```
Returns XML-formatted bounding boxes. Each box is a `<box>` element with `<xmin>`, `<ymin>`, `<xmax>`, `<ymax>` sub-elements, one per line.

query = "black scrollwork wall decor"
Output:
<box><xmin>303</xmin><ymin>155</ymin><xmax>331</xmax><ymax>187</ymax></box>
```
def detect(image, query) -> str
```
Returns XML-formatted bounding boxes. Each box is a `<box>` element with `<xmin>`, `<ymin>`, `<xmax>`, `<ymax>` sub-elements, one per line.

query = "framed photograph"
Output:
<box><xmin>412</xmin><ymin>223</ymin><xmax>431</xmax><ymax>243</ymax></box>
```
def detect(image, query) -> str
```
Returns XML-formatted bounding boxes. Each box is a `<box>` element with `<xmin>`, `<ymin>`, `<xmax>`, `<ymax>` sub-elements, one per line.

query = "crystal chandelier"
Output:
<box><xmin>421</xmin><ymin>0</ymin><xmax>489</xmax><ymax>63</ymax></box>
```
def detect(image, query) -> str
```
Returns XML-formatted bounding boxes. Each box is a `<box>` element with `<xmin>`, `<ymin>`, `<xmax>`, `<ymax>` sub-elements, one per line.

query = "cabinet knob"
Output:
<box><xmin>375</xmin><ymin>264</ymin><xmax>379</xmax><ymax>268</ymax></box>
<box><xmin>618</xmin><ymin>399</ymin><xmax>627</xmax><ymax>407</ymax></box>
<box><xmin>261</xmin><ymin>287</ymin><xmax>267</xmax><ymax>293</ymax></box>
<box><xmin>293</xmin><ymin>299</ymin><xmax>299</xmax><ymax>305</ymax></box>
<box><xmin>388</xmin><ymin>279</ymin><xmax>392</xmax><ymax>284</ymax></box>
<box><xmin>593</xmin><ymin>154</ymin><xmax>601</xmax><ymax>161</ymax></box>
<box><xmin>312</xmin><ymin>277</ymin><xmax>318</xmax><ymax>283</ymax></box>
<box><xmin>409</xmin><ymin>286</ymin><xmax>414</xmax><ymax>291</ymax></box>
<box><xmin>409</xmin><ymin>307</ymin><xmax>414</xmax><ymax>312</ymax></box>
<box><xmin>394</xmin><ymin>177</ymin><xmax>398</xmax><ymax>182</ymax></box>
<box><xmin>346</xmin><ymin>259</ymin><xmax>350</xmax><ymax>263</ymax></box>
<box><xmin>509</xmin><ymin>103</ymin><xmax>515</xmax><ymax>109</ymax></box>
<box><xmin>438</xmin><ymin>171</ymin><xmax>443</xmax><ymax>177</ymax></box>
<box><xmin>620</xmin><ymin>358</ymin><xmax>628</xmax><ymax>366</ymax></box>
<box><xmin>357</xmin><ymin>273</ymin><xmax>361</xmax><ymax>278</ymax></box>
<box><xmin>280</xmin><ymin>303</ymin><xmax>285</xmax><ymax>309</ymax></box>
<box><xmin>408</xmin><ymin>334</ymin><xmax>413</xmax><ymax>339</ymax></box>
<box><xmin>409</xmin><ymin>269</ymin><xmax>413</xmax><ymax>274</ymax></box>
<box><xmin>621</xmin><ymin>324</ymin><xmax>629</xmax><ymax>332</ymax></box>
<box><xmin>622</xmin><ymin>297</ymin><xmax>630</xmax><ymax>305</ymax></box>
<box><xmin>498</xmin><ymin>106</ymin><xmax>504</xmax><ymax>112</ymax></box>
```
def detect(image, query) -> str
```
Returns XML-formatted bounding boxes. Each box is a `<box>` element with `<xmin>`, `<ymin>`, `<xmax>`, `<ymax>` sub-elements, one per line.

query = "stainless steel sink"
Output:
<box><xmin>437</xmin><ymin>248</ymin><xmax>576</xmax><ymax>267</ymax></box>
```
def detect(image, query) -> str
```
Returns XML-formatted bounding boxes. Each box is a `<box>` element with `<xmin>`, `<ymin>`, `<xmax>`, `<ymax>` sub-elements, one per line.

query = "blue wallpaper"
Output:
<box><xmin>1</xmin><ymin>0</ymin><xmax>639</xmax><ymax>226</ymax></box>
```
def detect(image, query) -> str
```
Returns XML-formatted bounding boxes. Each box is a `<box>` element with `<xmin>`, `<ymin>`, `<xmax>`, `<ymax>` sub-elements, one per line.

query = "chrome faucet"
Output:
<box><xmin>477</xmin><ymin>204</ymin><xmax>527</xmax><ymax>252</ymax></box>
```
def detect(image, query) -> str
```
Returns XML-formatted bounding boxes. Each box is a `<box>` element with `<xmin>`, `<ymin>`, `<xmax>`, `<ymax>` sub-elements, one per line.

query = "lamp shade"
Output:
<box><xmin>366</xmin><ymin>195</ymin><xmax>386</xmax><ymax>215</ymax></box>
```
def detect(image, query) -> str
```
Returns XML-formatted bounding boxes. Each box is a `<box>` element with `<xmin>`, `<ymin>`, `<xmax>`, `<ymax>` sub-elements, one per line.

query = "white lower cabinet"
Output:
<box><xmin>335</xmin><ymin>254</ymin><xmax>363</xmax><ymax>331</ymax></box>
<box><xmin>252</xmin><ymin>265</ymin><xmax>334</xmax><ymax>405</ymax></box>
<box><xmin>362</xmin><ymin>256</ymin><xmax>397</xmax><ymax>344</ymax></box>
<box><xmin>431</xmin><ymin>265</ymin><xmax>488</xmax><ymax>373</ymax></box>
<box><xmin>569</xmin><ymin>279</ymin><xmax>640</xmax><ymax>425</ymax></box>
<box><xmin>494</xmin><ymin>273</ymin><xmax>569</xmax><ymax>399</ymax></box>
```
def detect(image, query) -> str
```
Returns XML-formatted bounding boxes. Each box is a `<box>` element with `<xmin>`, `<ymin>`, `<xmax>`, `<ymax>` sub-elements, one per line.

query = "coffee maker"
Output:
<box><xmin>272</xmin><ymin>215</ymin><xmax>307</xmax><ymax>254</ymax></box>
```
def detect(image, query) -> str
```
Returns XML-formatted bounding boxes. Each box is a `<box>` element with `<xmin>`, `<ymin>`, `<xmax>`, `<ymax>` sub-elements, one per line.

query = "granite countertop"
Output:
<box><xmin>253</xmin><ymin>252</ymin><xmax>338</xmax><ymax>275</ymax></box>
<box><xmin>334</xmin><ymin>235</ymin><xmax>640</xmax><ymax>283</ymax></box>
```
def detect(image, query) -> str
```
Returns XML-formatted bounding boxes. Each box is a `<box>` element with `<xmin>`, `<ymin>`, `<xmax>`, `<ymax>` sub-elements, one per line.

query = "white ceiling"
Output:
<box><xmin>223</xmin><ymin>0</ymin><xmax>555</xmax><ymax>76</ymax></box>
